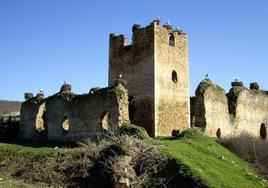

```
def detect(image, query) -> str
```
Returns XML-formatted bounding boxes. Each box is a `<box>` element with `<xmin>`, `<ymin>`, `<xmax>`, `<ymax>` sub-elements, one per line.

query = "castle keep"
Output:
<box><xmin>109</xmin><ymin>20</ymin><xmax>190</xmax><ymax>136</ymax></box>
<box><xmin>17</xmin><ymin>20</ymin><xmax>267</xmax><ymax>141</ymax></box>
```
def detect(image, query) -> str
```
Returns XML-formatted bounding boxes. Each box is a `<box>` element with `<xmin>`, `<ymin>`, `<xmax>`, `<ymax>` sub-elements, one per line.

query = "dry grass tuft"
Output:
<box><xmin>219</xmin><ymin>133</ymin><xmax>268</xmax><ymax>180</ymax></box>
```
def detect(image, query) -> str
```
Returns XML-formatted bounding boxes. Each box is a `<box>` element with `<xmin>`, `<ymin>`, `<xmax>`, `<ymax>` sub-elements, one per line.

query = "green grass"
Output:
<box><xmin>0</xmin><ymin>173</ymin><xmax>40</xmax><ymax>188</ymax></box>
<box><xmin>0</xmin><ymin>143</ymin><xmax>74</xmax><ymax>188</ymax></box>
<box><xmin>153</xmin><ymin>130</ymin><xmax>267</xmax><ymax>188</ymax></box>
<box><xmin>0</xmin><ymin>130</ymin><xmax>267</xmax><ymax>188</ymax></box>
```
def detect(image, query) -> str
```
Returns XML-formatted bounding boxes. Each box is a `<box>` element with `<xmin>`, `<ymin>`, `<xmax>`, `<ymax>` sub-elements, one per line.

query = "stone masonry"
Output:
<box><xmin>191</xmin><ymin>79</ymin><xmax>268</xmax><ymax>139</ymax></box>
<box><xmin>20</xmin><ymin>83</ymin><xmax>129</xmax><ymax>142</ymax></box>
<box><xmin>109</xmin><ymin>20</ymin><xmax>190</xmax><ymax>137</ymax></box>
<box><xmin>18</xmin><ymin>20</ymin><xmax>268</xmax><ymax>141</ymax></box>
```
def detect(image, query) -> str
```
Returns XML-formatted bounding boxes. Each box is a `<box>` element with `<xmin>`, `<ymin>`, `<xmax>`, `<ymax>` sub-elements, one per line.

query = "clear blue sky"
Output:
<box><xmin>1</xmin><ymin>0</ymin><xmax>268</xmax><ymax>101</ymax></box>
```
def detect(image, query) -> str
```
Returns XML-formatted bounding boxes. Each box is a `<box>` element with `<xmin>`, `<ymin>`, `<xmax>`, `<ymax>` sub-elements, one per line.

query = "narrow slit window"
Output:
<box><xmin>260</xmin><ymin>123</ymin><xmax>267</xmax><ymax>140</ymax></box>
<box><xmin>172</xmin><ymin>70</ymin><xmax>178</xmax><ymax>83</ymax></box>
<box><xmin>169</xmin><ymin>33</ymin><xmax>175</xmax><ymax>46</ymax></box>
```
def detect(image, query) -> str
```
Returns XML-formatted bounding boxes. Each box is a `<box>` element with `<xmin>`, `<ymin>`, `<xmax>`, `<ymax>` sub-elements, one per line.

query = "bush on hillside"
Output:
<box><xmin>119</xmin><ymin>123</ymin><xmax>149</xmax><ymax>139</ymax></box>
<box><xmin>219</xmin><ymin>133</ymin><xmax>268</xmax><ymax>180</ymax></box>
<box><xmin>1</xmin><ymin>133</ymin><xmax>180</xmax><ymax>187</ymax></box>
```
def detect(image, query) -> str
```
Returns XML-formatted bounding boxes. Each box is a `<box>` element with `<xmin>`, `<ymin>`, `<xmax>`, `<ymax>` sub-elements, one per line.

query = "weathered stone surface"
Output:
<box><xmin>20</xmin><ymin>85</ymin><xmax>129</xmax><ymax>141</ymax></box>
<box><xmin>192</xmin><ymin>79</ymin><xmax>268</xmax><ymax>139</ymax></box>
<box><xmin>109</xmin><ymin>21</ymin><xmax>190</xmax><ymax>136</ymax></box>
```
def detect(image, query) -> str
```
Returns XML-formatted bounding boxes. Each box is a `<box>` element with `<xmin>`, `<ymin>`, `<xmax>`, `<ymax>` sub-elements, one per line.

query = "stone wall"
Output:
<box><xmin>109</xmin><ymin>21</ymin><xmax>190</xmax><ymax>136</ymax></box>
<box><xmin>154</xmin><ymin>23</ymin><xmax>190</xmax><ymax>136</ymax></box>
<box><xmin>192</xmin><ymin>79</ymin><xmax>232</xmax><ymax>137</ymax></box>
<box><xmin>233</xmin><ymin>88</ymin><xmax>268</xmax><ymax>137</ymax></box>
<box><xmin>109</xmin><ymin>23</ymin><xmax>155</xmax><ymax>136</ymax></box>
<box><xmin>19</xmin><ymin>85</ymin><xmax>129</xmax><ymax>141</ymax></box>
<box><xmin>192</xmin><ymin>79</ymin><xmax>268</xmax><ymax>139</ymax></box>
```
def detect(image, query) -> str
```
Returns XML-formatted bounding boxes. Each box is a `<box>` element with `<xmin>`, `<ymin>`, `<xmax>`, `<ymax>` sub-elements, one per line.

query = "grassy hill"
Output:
<box><xmin>0</xmin><ymin>129</ymin><xmax>267</xmax><ymax>187</ymax></box>
<box><xmin>0</xmin><ymin>100</ymin><xmax>21</xmax><ymax>115</ymax></box>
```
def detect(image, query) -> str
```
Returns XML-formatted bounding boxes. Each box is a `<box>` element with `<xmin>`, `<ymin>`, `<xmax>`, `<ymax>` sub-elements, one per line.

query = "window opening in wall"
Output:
<box><xmin>100</xmin><ymin>111</ymin><xmax>109</xmax><ymax>131</ymax></box>
<box><xmin>35</xmin><ymin>103</ymin><xmax>46</xmax><ymax>133</ymax></box>
<box><xmin>169</xmin><ymin>33</ymin><xmax>175</xmax><ymax>46</ymax></box>
<box><xmin>260</xmin><ymin>123</ymin><xmax>267</xmax><ymax>140</ymax></box>
<box><xmin>172</xmin><ymin>70</ymin><xmax>178</xmax><ymax>83</ymax></box>
<box><xmin>128</xmin><ymin>96</ymin><xmax>135</xmax><ymax>123</ymax></box>
<box><xmin>216</xmin><ymin>128</ymin><xmax>221</xmax><ymax>138</ymax></box>
<box><xmin>62</xmin><ymin>116</ymin><xmax>70</xmax><ymax>133</ymax></box>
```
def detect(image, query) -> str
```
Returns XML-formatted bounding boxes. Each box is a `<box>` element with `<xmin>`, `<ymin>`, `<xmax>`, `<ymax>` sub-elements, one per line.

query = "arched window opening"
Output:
<box><xmin>62</xmin><ymin>116</ymin><xmax>70</xmax><ymax>133</ymax></box>
<box><xmin>172</xmin><ymin>70</ymin><xmax>178</xmax><ymax>83</ymax></box>
<box><xmin>35</xmin><ymin>103</ymin><xmax>46</xmax><ymax>133</ymax></box>
<box><xmin>100</xmin><ymin>111</ymin><xmax>109</xmax><ymax>131</ymax></box>
<box><xmin>216</xmin><ymin>128</ymin><xmax>221</xmax><ymax>138</ymax></box>
<box><xmin>260</xmin><ymin>123</ymin><xmax>267</xmax><ymax>140</ymax></box>
<box><xmin>169</xmin><ymin>33</ymin><xmax>175</xmax><ymax>46</ymax></box>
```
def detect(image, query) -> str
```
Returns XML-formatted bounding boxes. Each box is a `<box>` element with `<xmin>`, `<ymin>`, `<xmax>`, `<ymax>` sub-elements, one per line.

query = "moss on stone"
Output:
<box><xmin>56</xmin><ymin>92</ymin><xmax>76</xmax><ymax>102</ymax></box>
<box><xmin>119</xmin><ymin>123</ymin><xmax>149</xmax><ymax>139</ymax></box>
<box><xmin>227</xmin><ymin>86</ymin><xmax>247</xmax><ymax>116</ymax></box>
<box><xmin>114</xmin><ymin>87</ymin><xmax>125</xmax><ymax>98</ymax></box>
<box><xmin>195</xmin><ymin>79</ymin><xmax>225</xmax><ymax>96</ymax></box>
<box><xmin>27</xmin><ymin>96</ymin><xmax>44</xmax><ymax>104</ymax></box>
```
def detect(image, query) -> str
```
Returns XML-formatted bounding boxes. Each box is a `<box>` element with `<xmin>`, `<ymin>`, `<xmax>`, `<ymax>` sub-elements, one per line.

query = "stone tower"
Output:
<box><xmin>109</xmin><ymin>20</ymin><xmax>190</xmax><ymax>136</ymax></box>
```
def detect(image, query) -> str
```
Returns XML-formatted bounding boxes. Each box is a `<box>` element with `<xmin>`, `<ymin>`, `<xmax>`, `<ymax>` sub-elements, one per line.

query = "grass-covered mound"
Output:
<box><xmin>0</xmin><ymin>129</ymin><xmax>267</xmax><ymax>188</ymax></box>
<box><xmin>156</xmin><ymin>129</ymin><xmax>267</xmax><ymax>188</ymax></box>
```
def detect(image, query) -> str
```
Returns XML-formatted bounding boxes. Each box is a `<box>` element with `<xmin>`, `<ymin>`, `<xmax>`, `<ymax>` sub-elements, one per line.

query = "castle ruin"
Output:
<box><xmin>18</xmin><ymin>20</ymin><xmax>267</xmax><ymax>141</ymax></box>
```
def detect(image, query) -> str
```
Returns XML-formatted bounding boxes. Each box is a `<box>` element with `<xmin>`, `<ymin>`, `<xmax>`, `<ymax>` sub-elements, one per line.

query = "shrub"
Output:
<box><xmin>219</xmin><ymin>133</ymin><xmax>268</xmax><ymax>180</ymax></box>
<box><xmin>178</xmin><ymin>128</ymin><xmax>203</xmax><ymax>139</ymax></box>
<box><xmin>119</xmin><ymin>123</ymin><xmax>149</xmax><ymax>139</ymax></box>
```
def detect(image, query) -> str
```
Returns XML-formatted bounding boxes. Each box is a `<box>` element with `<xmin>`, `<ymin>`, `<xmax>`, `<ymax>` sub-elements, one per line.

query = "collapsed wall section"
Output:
<box><xmin>192</xmin><ymin>79</ymin><xmax>268</xmax><ymax>139</ymax></box>
<box><xmin>20</xmin><ymin>98</ymin><xmax>47</xmax><ymax>140</ymax></box>
<box><xmin>20</xmin><ymin>85</ymin><xmax>129</xmax><ymax>141</ymax></box>
<box><xmin>192</xmin><ymin>79</ymin><xmax>232</xmax><ymax>137</ymax></box>
<box><xmin>233</xmin><ymin>88</ymin><xmax>268</xmax><ymax>137</ymax></box>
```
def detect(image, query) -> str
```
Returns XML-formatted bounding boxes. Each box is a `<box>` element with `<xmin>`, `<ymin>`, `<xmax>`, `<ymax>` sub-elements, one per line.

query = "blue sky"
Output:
<box><xmin>0</xmin><ymin>0</ymin><xmax>268</xmax><ymax>101</ymax></box>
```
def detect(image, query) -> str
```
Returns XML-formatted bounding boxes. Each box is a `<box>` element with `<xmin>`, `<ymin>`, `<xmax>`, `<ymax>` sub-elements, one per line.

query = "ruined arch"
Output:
<box><xmin>169</xmin><ymin>33</ymin><xmax>175</xmax><ymax>46</ymax></box>
<box><xmin>61</xmin><ymin>116</ymin><xmax>70</xmax><ymax>133</ymax></box>
<box><xmin>100</xmin><ymin>111</ymin><xmax>109</xmax><ymax>131</ymax></box>
<box><xmin>260</xmin><ymin>123</ymin><xmax>267</xmax><ymax>140</ymax></box>
<box><xmin>35</xmin><ymin>103</ymin><xmax>46</xmax><ymax>133</ymax></box>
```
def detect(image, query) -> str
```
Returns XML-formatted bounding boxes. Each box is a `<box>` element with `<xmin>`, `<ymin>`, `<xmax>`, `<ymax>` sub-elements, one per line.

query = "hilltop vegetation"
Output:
<box><xmin>0</xmin><ymin>128</ymin><xmax>267</xmax><ymax>188</ymax></box>
<box><xmin>0</xmin><ymin>100</ymin><xmax>21</xmax><ymax>115</ymax></box>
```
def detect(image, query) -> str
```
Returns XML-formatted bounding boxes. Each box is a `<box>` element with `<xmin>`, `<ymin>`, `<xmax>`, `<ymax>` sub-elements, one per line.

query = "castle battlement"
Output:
<box><xmin>109</xmin><ymin>20</ymin><xmax>187</xmax><ymax>55</ymax></box>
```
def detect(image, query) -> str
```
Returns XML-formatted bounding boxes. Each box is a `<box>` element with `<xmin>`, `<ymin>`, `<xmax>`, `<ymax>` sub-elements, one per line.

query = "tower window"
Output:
<box><xmin>172</xmin><ymin>70</ymin><xmax>178</xmax><ymax>83</ymax></box>
<box><xmin>169</xmin><ymin>33</ymin><xmax>175</xmax><ymax>46</ymax></box>
<box><xmin>260</xmin><ymin>123</ymin><xmax>267</xmax><ymax>140</ymax></box>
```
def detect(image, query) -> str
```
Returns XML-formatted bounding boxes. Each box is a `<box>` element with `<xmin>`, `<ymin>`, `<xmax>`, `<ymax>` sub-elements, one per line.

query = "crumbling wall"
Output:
<box><xmin>20</xmin><ymin>85</ymin><xmax>129</xmax><ymax>142</ymax></box>
<box><xmin>192</xmin><ymin>79</ymin><xmax>268</xmax><ymax>139</ymax></box>
<box><xmin>233</xmin><ymin>89</ymin><xmax>268</xmax><ymax>137</ymax></box>
<box><xmin>192</xmin><ymin>79</ymin><xmax>231</xmax><ymax>137</ymax></box>
<box><xmin>20</xmin><ymin>99</ymin><xmax>46</xmax><ymax>140</ymax></box>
